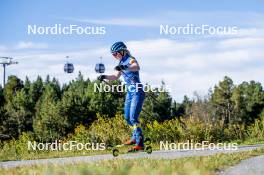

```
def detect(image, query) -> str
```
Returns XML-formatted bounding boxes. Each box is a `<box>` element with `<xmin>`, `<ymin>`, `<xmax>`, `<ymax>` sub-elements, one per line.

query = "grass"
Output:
<box><xmin>0</xmin><ymin>145</ymin><xmax>121</xmax><ymax>162</ymax></box>
<box><xmin>0</xmin><ymin>136</ymin><xmax>160</xmax><ymax>162</ymax></box>
<box><xmin>0</xmin><ymin>142</ymin><xmax>159</xmax><ymax>162</ymax></box>
<box><xmin>1</xmin><ymin>138</ymin><xmax>264</xmax><ymax>162</ymax></box>
<box><xmin>1</xmin><ymin>147</ymin><xmax>264</xmax><ymax>175</ymax></box>
<box><xmin>231</xmin><ymin>138</ymin><xmax>264</xmax><ymax>145</ymax></box>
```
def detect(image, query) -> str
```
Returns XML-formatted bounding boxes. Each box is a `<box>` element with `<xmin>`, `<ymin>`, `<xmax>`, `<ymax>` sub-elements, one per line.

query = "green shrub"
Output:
<box><xmin>69</xmin><ymin>114</ymin><xmax>264</xmax><ymax>145</ymax></box>
<box><xmin>145</xmin><ymin>119</ymin><xmax>185</xmax><ymax>143</ymax></box>
<box><xmin>247</xmin><ymin>117</ymin><xmax>264</xmax><ymax>140</ymax></box>
<box><xmin>68</xmin><ymin>113</ymin><xmax>130</xmax><ymax>146</ymax></box>
<box><xmin>0</xmin><ymin>132</ymin><xmax>34</xmax><ymax>160</ymax></box>
<box><xmin>1</xmin><ymin>113</ymin><xmax>264</xmax><ymax>162</ymax></box>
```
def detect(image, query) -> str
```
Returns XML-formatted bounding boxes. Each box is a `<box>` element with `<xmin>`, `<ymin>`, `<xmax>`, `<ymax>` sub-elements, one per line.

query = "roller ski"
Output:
<box><xmin>112</xmin><ymin>137</ymin><xmax>152</xmax><ymax>157</ymax></box>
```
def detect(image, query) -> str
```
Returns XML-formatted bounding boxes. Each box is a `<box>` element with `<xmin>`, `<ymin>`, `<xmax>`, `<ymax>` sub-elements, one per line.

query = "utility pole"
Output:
<box><xmin>0</xmin><ymin>57</ymin><xmax>18</xmax><ymax>88</ymax></box>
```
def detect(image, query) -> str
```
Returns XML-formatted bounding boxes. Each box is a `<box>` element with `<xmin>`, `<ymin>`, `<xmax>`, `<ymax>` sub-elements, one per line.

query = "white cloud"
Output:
<box><xmin>1</xmin><ymin>10</ymin><xmax>264</xmax><ymax>101</ymax></box>
<box><xmin>63</xmin><ymin>12</ymin><xmax>264</xmax><ymax>28</ymax></box>
<box><xmin>125</xmin><ymin>37</ymin><xmax>263</xmax><ymax>100</ymax></box>
<box><xmin>63</xmin><ymin>17</ymin><xmax>158</xmax><ymax>27</ymax></box>
<box><xmin>14</xmin><ymin>41</ymin><xmax>48</xmax><ymax>50</ymax></box>
<box><xmin>2</xmin><ymin>32</ymin><xmax>264</xmax><ymax>101</ymax></box>
<box><xmin>218</xmin><ymin>36</ymin><xmax>264</xmax><ymax>49</ymax></box>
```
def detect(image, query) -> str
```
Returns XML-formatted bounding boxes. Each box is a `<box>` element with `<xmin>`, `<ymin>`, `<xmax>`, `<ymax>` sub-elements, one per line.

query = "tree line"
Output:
<box><xmin>0</xmin><ymin>73</ymin><xmax>263</xmax><ymax>142</ymax></box>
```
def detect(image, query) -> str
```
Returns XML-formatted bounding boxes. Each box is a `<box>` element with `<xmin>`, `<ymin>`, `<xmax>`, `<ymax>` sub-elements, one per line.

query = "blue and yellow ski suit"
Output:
<box><xmin>119</xmin><ymin>53</ymin><xmax>145</xmax><ymax>147</ymax></box>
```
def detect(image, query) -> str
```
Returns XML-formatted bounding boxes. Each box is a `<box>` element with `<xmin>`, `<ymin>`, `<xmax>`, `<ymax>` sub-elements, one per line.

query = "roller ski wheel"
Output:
<box><xmin>144</xmin><ymin>137</ymin><xmax>151</xmax><ymax>145</ymax></box>
<box><xmin>144</xmin><ymin>137</ymin><xmax>152</xmax><ymax>154</ymax></box>
<box><xmin>145</xmin><ymin>145</ymin><xmax>152</xmax><ymax>154</ymax></box>
<box><xmin>112</xmin><ymin>148</ymin><xmax>119</xmax><ymax>157</ymax></box>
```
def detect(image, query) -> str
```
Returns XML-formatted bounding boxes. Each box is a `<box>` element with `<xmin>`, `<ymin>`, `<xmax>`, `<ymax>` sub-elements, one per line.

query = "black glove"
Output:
<box><xmin>114</xmin><ymin>65</ymin><xmax>128</xmax><ymax>71</ymax></box>
<box><xmin>98</xmin><ymin>75</ymin><xmax>106</xmax><ymax>81</ymax></box>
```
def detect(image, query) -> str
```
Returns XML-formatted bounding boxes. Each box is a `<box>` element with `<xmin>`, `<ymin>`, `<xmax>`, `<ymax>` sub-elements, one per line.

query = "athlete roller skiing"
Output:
<box><xmin>98</xmin><ymin>41</ymin><xmax>145</xmax><ymax>152</ymax></box>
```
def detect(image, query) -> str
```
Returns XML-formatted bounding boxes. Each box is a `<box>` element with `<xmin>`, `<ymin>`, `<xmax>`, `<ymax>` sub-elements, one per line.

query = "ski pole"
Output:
<box><xmin>99</xmin><ymin>79</ymin><xmax>153</xmax><ymax>118</ymax></box>
<box><xmin>119</xmin><ymin>70</ymin><xmax>167</xmax><ymax>107</ymax></box>
<box><xmin>119</xmin><ymin>70</ymin><xmax>173</xmax><ymax>120</ymax></box>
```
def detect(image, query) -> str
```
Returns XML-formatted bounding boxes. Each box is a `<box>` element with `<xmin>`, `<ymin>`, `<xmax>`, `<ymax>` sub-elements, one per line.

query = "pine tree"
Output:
<box><xmin>5</xmin><ymin>89</ymin><xmax>32</xmax><ymax>137</ymax></box>
<box><xmin>232</xmin><ymin>81</ymin><xmax>264</xmax><ymax>124</ymax></box>
<box><xmin>142</xmin><ymin>82</ymin><xmax>173</xmax><ymax>122</ymax></box>
<box><xmin>3</xmin><ymin>75</ymin><xmax>24</xmax><ymax>103</ymax></box>
<box><xmin>211</xmin><ymin>76</ymin><xmax>234</xmax><ymax>126</ymax></box>
<box><xmin>33</xmin><ymin>85</ymin><xmax>68</xmax><ymax>142</ymax></box>
<box><xmin>29</xmin><ymin>76</ymin><xmax>44</xmax><ymax>104</ymax></box>
<box><xmin>61</xmin><ymin>77</ymin><xmax>91</xmax><ymax>131</ymax></box>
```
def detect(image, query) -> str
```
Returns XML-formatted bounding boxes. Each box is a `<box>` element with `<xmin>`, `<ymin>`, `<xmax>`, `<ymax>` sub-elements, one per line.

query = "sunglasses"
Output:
<box><xmin>112</xmin><ymin>52</ymin><xmax>118</xmax><ymax>57</ymax></box>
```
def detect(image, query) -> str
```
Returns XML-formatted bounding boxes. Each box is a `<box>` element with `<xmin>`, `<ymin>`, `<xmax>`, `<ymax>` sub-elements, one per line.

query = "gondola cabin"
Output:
<box><xmin>64</xmin><ymin>63</ymin><xmax>74</xmax><ymax>73</ymax></box>
<box><xmin>95</xmin><ymin>63</ymin><xmax>105</xmax><ymax>73</ymax></box>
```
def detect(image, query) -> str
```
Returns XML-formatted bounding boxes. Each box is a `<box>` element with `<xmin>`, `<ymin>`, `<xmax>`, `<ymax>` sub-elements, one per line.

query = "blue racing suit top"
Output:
<box><xmin>119</xmin><ymin>53</ymin><xmax>143</xmax><ymax>92</ymax></box>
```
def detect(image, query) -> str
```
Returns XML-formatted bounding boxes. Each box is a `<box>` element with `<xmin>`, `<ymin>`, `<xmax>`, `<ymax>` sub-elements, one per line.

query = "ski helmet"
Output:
<box><xmin>110</xmin><ymin>41</ymin><xmax>127</xmax><ymax>53</ymax></box>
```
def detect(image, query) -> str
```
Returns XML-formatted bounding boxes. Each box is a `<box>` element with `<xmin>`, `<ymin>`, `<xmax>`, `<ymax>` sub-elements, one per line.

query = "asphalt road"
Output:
<box><xmin>0</xmin><ymin>144</ymin><xmax>263</xmax><ymax>169</ymax></box>
<box><xmin>221</xmin><ymin>155</ymin><xmax>264</xmax><ymax>175</ymax></box>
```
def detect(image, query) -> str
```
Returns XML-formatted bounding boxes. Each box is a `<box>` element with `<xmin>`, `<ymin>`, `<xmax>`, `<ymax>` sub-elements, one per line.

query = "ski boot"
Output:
<box><xmin>128</xmin><ymin>145</ymin><xmax>144</xmax><ymax>152</ymax></box>
<box><xmin>123</xmin><ymin>138</ymin><xmax>136</xmax><ymax>145</ymax></box>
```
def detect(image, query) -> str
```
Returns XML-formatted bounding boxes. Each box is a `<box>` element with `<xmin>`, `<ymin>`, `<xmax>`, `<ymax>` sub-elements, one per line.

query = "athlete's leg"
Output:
<box><xmin>124</xmin><ymin>92</ymin><xmax>132</xmax><ymax>126</ymax></box>
<box><xmin>123</xmin><ymin>92</ymin><xmax>137</xmax><ymax>145</ymax></box>
<box><xmin>130</xmin><ymin>91</ymin><xmax>145</xmax><ymax>147</ymax></box>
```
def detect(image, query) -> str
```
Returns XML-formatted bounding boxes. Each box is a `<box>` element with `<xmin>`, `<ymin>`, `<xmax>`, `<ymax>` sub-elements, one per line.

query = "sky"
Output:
<box><xmin>0</xmin><ymin>0</ymin><xmax>263</xmax><ymax>101</ymax></box>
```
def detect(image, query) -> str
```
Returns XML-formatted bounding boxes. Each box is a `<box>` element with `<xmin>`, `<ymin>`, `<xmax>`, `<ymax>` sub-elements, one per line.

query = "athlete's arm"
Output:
<box><xmin>128</xmin><ymin>62</ymin><xmax>140</xmax><ymax>72</ymax></box>
<box><xmin>105</xmin><ymin>70</ymin><xmax>121</xmax><ymax>80</ymax></box>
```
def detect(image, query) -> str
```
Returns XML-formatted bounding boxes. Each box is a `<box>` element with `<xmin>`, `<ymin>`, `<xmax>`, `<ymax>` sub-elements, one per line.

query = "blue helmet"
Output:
<box><xmin>110</xmin><ymin>41</ymin><xmax>127</xmax><ymax>53</ymax></box>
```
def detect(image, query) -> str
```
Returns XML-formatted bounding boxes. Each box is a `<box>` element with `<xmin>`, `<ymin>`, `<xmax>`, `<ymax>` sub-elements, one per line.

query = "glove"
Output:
<box><xmin>114</xmin><ymin>65</ymin><xmax>128</xmax><ymax>71</ymax></box>
<box><xmin>98</xmin><ymin>75</ymin><xmax>106</xmax><ymax>81</ymax></box>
